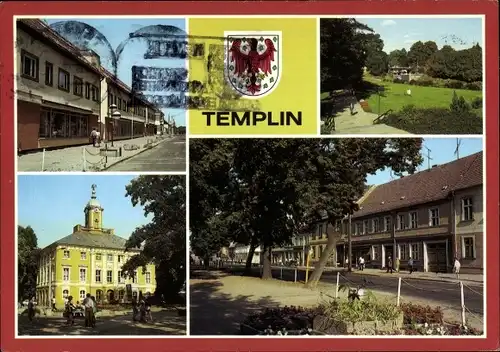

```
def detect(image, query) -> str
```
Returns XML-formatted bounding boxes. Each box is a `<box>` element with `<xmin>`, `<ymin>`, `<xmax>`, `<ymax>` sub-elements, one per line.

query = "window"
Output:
<box><xmin>21</xmin><ymin>50</ymin><xmax>39</xmax><ymax>80</ymax></box>
<box><xmin>80</xmin><ymin>251</ymin><xmax>86</xmax><ymax>260</ymax></box>
<box><xmin>118</xmin><ymin>290</ymin><xmax>125</xmax><ymax>301</ymax></box>
<box><xmin>355</xmin><ymin>223</ymin><xmax>362</xmax><ymax>236</ymax></box>
<box><xmin>118</xmin><ymin>270</ymin><xmax>124</xmax><ymax>283</ymax></box>
<box><xmin>91</xmin><ymin>85</ymin><xmax>99</xmax><ymax>102</ymax></box>
<box><xmin>63</xmin><ymin>289</ymin><xmax>69</xmax><ymax>299</ymax></box>
<box><xmin>85</xmin><ymin>82</ymin><xmax>91</xmax><ymax>99</ymax></box>
<box><xmin>461</xmin><ymin>197</ymin><xmax>473</xmax><ymax>221</ymax></box>
<box><xmin>132</xmin><ymin>271</ymin><xmax>138</xmax><ymax>284</ymax></box>
<box><xmin>73</xmin><ymin>76</ymin><xmax>83</xmax><ymax>96</ymax></box>
<box><xmin>79</xmin><ymin>268</ymin><xmax>86</xmax><ymax>282</ymax></box>
<box><xmin>58</xmin><ymin>68</ymin><xmax>70</xmax><ymax>91</ymax></box>
<box><xmin>63</xmin><ymin>250</ymin><xmax>70</xmax><ymax>259</ymax></box>
<box><xmin>96</xmin><ymin>253</ymin><xmax>101</xmax><ymax>261</ymax></box>
<box><xmin>319</xmin><ymin>245</ymin><xmax>324</xmax><ymax>258</ymax></box>
<box><xmin>463</xmin><ymin>237</ymin><xmax>475</xmax><ymax>259</ymax></box>
<box><xmin>429</xmin><ymin>208</ymin><xmax>440</xmax><ymax>226</ymax></box>
<box><xmin>107</xmin><ymin>270</ymin><xmax>113</xmax><ymax>283</ymax></box>
<box><xmin>363</xmin><ymin>220</ymin><xmax>369</xmax><ymax>234</ymax></box>
<box><xmin>63</xmin><ymin>267</ymin><xmax>70</xmax><ymax>281</ymax></box>
<box><xmin>372</xmin><ymin>246</ymin><xmax>379</xmax><ymax>260</ymax></box>
<box><xmin>145</xmin><ymin>272</ymin><xmax>151</xmax><ymax>284</ymax></box>
<box><xmin>118</xmin><ymin>255</ymin><xmax>124</xmax><ymax>263</ymax></box>
<box><xmin>107</xmin><ymin>254</ymin><xmax>113</xmax><ymax>262</ymax></box>
<box><xmin>400</xmin><ymin>244</ymin><xmax>409</xmax><ymax>260</ymax></box>
<box><xmin>411</xmin><ymin>243</ymin><xmax>420</xmax><ymax>260</ymax></box>
<box><xmin>384</xmin><ymin>216</ymin><xmax>392</xmax><ymax>232</ymax></box>
<box><xmin>118</xmin><ymin>97</ymin><xmax>122</xmax><ymax>110</ymax></box>
<box><xmin>192</xmin><ymin>43</ymin><xmax>205</xmax><ymax>57</ymax></box>
<box><xmin>372</xmin><ymin>218</ymin><xmax>380</xmax><ymax>233</ymax></box>
<box><xmin>409</xmin><ymin>211</ymin><xmax>418</xmax><ymax>229</ymax></box>
<box><xmin>45</xmin><ymin>62</ymin><xmax>53</xmax><ymax>86</ymax></box>
<box><xmin>95</xmin><ymin>269</ymin><xmax>101</xmax><ymax>283</ymax></box>
<box><xmin>96</xmin><ymin>290</ymin><xmax>103</xmax><ymax>301</ymax></box>
<box><xmin>39</xmin><ymin>109</ymin><xmax>90</xmax><ymax>139</ymax></box>
<box><xmin>79</xmin><ymin>290</ymin><xmax>86</xmax><ymax>300</ymax></box>
<box><xmin>109</xmin><ymin>93</ymin><xmax>114</xmax><ymax>106</ymax></box>
<box><xmin>397</xmin><ymin>214</ymin><xmax>406</xmax><ymax>230</ymax></box>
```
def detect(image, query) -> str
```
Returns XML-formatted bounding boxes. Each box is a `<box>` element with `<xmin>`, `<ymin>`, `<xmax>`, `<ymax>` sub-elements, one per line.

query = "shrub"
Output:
<box><xmin>450</xmin><ymin>91</ymin><xmax>471</xmax><ymax>113</ymax></box>
<box><xmin>393</xmin><ymin>78</ymin><xmax>404</xmax><ymax>84</ymax></box>
<box><xmin>444</xmin><ymin>80</ymin><xmax>465</xmax><ymax>89</ymax></box>
<box><xmin>400</xmin><ymin>303</ymin><xmax>443</xmax><ymax>325</ymax></box>
<box><xmin>471</xmin><ymin>97</ymin><xmax>483</xmax><ymax>109</ymax></box>
<box><xmin>465</xmin><ymin>81</ymin><xmax>482</xmax><ymax>91</ymax></box>
<box><xmin>409</xmin><ymin>79</ymin><xmax>417</xmax><ymax>85</ymax></box>
<box><xmin>242</xmin><ymin>306</ymin><xmax>318</xmax><ymax>333</ymax></box>
<box><xmin>415</xmin><ymin>79</ymin><xmax>434</xmax><ymax>87</ymax></box>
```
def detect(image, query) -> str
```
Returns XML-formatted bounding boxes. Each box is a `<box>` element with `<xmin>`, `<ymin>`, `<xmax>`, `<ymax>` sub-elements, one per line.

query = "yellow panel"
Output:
<box><xmin>188</xmin><ymin>18</ymin><xmax>318</xmax><ymax>134</ymax></box>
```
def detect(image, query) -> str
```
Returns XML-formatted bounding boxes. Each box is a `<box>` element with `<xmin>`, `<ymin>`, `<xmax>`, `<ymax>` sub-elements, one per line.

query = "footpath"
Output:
<box><xmin>18</xmin><ymin>135</ymin><xmax>171</xmax><ymax>172</ymax></box>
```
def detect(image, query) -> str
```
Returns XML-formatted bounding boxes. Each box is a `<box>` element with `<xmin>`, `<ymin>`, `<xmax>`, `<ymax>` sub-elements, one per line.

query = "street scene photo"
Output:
<box><xmin>189</xmin><ymin>138</ymin><xmax>484</xmax><ymax>336</ymax></box>
<box><xmin>320</xmin><ymin>17</ymin><xmax>483</xmax><ymax>135</ymax></box>
<box><xmin>17</xmin><ymin>175</ymin><xmax>186</xmax><ymax>335</ymax></box>
<box><xmin>16</xmin><ymin>18</ymin><xmax>186</xmax><ymax>172</ymax></box>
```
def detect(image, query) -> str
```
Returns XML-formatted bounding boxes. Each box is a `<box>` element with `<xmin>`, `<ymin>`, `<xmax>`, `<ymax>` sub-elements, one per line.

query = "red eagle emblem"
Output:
<box><xmin>229</xmin><ymin>38</ymin><xmax>277</xmax><ymax>95</ymax></box>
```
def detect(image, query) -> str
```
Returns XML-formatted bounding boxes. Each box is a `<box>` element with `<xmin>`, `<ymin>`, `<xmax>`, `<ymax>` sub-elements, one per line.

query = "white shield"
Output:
<box><xmin>224</xmin><ymin>31</ymin><xmax>282</xmax><ymax>99</ymax></box>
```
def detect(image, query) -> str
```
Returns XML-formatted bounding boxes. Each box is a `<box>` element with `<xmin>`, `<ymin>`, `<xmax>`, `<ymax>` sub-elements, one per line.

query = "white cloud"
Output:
<box><xmin>403</xmin><ymin>34</ymin><xmax>410</xmax><ymax>38</ymax></box>
<box><xmin>381</xmin><ymin>19</ymin><xmax>397</xmax><ymax>27</ymax></box>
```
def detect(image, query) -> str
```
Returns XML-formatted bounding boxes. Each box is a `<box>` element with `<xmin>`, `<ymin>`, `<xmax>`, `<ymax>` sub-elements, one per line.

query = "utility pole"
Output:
<box><xmin>454</xmin><ymin>138</ymin><xmax>461</xmax><ymax>160</ymax></box>
<box><xmin>424</xmin><ymin>146</ymin><xmax>433</xmax><ymax>170</ymax></box>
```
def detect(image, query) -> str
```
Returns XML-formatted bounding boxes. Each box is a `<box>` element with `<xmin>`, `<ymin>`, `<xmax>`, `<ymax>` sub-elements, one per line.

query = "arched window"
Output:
<box><xmin>63</xmin><ymin>289</ymin><xmax>69</xmax><ymax>299</ymax></box>
<box><xmin>79</xmin><ymin>290</ymin><xmax>86</xmax><ymax>300</ymax></box>
<box><xmin>96</xmin><ymin>290</ymin><xmax>103</xmax><ymax>301</ymax></box>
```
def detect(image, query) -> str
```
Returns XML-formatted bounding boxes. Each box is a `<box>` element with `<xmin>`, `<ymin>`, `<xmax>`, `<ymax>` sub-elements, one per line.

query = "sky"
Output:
<box><xmin>357</xmin><ymin>17</ymin><xmax>483</xmax><ymax>54</ymax></box>
<box><xmin>366</xmin><ymin>137</ymin><xmax>483</xmax><ymax>185</ymax></box>
<box><xmin>46</xmin><ymin>18</ymin><xmax>187</xmax><ymax>126</ymax></box>
<box><xmin>18</xmin><ymin>175</ymin><xmax>153</xmax><ymax>248</ymax></box>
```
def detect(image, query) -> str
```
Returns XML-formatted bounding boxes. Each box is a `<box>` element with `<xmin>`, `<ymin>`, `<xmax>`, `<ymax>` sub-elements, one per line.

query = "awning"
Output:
<box><xmin>41</xmin><ymin>100</ymin><xmax>96</xmax><ymax>115</ymax></box>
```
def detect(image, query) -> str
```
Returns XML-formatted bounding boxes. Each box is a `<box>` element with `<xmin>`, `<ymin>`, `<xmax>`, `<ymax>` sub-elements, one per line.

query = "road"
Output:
<box><xmin>18</xmin><ymin>308</ymin><xmax>186</xmax><ymax>336</ymax></box>
<box><xmin>106</xmin><ymin>136</ymin><xmax>186</xmax><ymax>172</ymax></box>
<box><xmin>221</xmin><ymin>265</ymin><xmax>484</xmax><ymax>315</ymax></box>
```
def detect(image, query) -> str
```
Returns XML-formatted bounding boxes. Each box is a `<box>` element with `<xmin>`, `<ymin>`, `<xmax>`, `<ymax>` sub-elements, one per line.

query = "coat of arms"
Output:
<box><xmin>225</xmin><ymin>31</ymin><xmax>282</xmax><ymax>98</ymax></box>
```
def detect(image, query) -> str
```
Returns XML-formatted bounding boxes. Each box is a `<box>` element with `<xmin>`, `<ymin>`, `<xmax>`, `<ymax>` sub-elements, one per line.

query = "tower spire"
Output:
<box><xmin>91</xmin><ymin>184</ymin><xmax>97</xmax><ymax>199</ymax></box>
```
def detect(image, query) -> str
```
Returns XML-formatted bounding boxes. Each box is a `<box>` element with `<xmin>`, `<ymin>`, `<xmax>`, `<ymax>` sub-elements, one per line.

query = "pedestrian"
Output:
<box><xmin>408</xmin><ymin>257</ymin><xmax>414</xmax><ymax>274</ymax></box>
<box><xmin>65</xmin><ymin>296</ymin><xmax>75</xmax><ymax>326</ymax></box>
<box><xmin>83</xmin><ymin>293</ymin><xmax>94</xmax><ymax>328</ymax></box>
<box><xmin>144</xmin><ymin>297</ymin><xmax>153</xmax><ymax>322</ymax></box>
<box><xmin>90</xmin><ymin>128</ymin><xmax>98</xmax><ymax>147</ymax></box>
<box><xmin>386</xmin><ymin>256</ymin><xmax>393</xmax><ymax>274</ymax></box>
<box><xmin>95</xmin><ymin>130</ymin><xmax>101</xmax><ymax>147</ymax></box>
<box><xmin>345</xmin><ymin>257</ymin><xmax>349</xmax><ymax>268</ymax></box>
<box><xmin>27</xmin><ymin>297</ymin><xmax>35</xmax><ymax>322</ymax></box>
<box><xmin>358</xmin><ymin>256</ymin><xmax>365</xmax><ymax>271</ymax></box>
<box><xmin>132</xmin><ymin>298</ymin><xmax>139</xmax><ymax>322</ymax></box>
<box><xmin>453</xmin><ymin>257</ymin><xmax>461</xmax><ymax>279</ymax></box>
<box><xmin>349</xmin><ymin>88</ymin><xmax>356</xmax><ymax>115</ymax></box>
<box><xmin>91</xmin><ymin>296</ymin><xmax>97</xmax><ymax>328</ymax></box>
<box><xmin>395</xmin><ymin>257</ymin><xmax>400</xmax><ymax>272</ymax></box>
<box><xmin>51</xmin><ymin>296</ymin><xmax>56</xmax><ymax>311</ymax></box>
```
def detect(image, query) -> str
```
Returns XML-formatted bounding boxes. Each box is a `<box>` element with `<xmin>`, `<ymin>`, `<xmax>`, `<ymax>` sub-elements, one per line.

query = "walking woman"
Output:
<box><xmin>65</xmin><ymin>296</ymin><xmax>76</xmax><ymax>326</ymax></box>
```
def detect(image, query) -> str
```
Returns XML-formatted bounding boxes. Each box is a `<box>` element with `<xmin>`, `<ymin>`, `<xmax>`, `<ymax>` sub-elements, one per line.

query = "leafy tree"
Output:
<box><xmin>121</xmin><ymin>175</ymin><xmax>186</xmax><ymax>300</ymax></box>
<box><xmin>18</xmin><ymin>225</ymin><xmax>40</xmax><ymax>301</ymax></box>
<box><xmin>407</xmin><ymin>41</ymin><xmax>438</xmax><ymax>72</ymax></box>
<box><xmin>388</xmin><ymin>49</ymin><xmax>409</xmax><ymax>67</ymax></box>
<box><xmin>366</xmin><ymin>51</ymin><xmax>389</xmax><ymax>76</ymax></box>
<box><xmin>320</xmin><ymin>18</ymin><xmax>373</xmax><ymax>92</ymax></box>
<box><xmin>450</xmin><ymin>91</ymin><xmax>471</xmax><ymax>113</ymax></box>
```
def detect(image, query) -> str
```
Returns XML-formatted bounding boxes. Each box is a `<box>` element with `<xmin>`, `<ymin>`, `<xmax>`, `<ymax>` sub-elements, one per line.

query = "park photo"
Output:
<box><xmin>17</xmin><ymin>175</ymin><xmax>186</xmax><ymax>336</ymax></box>
<box><xmin>319</xmin><ymin>17</ymin><xmax>483</xmax><ymax>135</ymax></box>
<box><xmin>189</xmin><ymin>138</ymin><xmax>484</xmax><ymax>336</ymax></box>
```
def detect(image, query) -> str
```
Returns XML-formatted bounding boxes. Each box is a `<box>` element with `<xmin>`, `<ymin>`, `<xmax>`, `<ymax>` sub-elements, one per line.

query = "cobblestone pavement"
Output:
<box><xmin>18</xmin><ymin>308</ymin><xmax>186</xmax><ymax>335</ymax></box>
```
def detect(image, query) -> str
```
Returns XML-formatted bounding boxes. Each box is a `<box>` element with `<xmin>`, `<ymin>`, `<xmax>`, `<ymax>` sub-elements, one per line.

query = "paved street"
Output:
<box><xmin>222</xmin><ymin>265</ymin><xmax>484</xmax><ymax>315</ymax></box>
<box><xmin>18</xmin><ymin>308</ymin><xmax>186</xmax><ymax>335</ymax></box>
<box><xmin>106</xmin><ymin>135</ymin><xmax>186</xmax><ymax>172</ymax></box>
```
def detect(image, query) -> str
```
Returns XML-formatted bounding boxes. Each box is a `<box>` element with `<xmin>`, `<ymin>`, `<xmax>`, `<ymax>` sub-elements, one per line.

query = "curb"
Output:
<box><xmin>348</xmin><ymin>271</ymin><xmax>483</xmax><ymax>285</ymax></box>
<box><xmin>101</xmin><ymin>139</ymin><xmax>167</xmax><ymax>171</ymax></box>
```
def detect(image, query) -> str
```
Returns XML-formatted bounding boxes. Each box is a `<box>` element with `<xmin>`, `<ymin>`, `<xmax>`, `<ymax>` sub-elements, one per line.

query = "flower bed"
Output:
<box><xmin>359</xmin><ymin>100</ymin><xmax>372</xmax><ymax>113</ymax></box>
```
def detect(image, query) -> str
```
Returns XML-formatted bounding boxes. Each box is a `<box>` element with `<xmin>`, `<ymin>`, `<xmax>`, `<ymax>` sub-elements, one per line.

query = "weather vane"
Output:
<box><xmin>91</xmin><ymin>184</ymin><xmax>97</xmax><ymax>197</ymax></box>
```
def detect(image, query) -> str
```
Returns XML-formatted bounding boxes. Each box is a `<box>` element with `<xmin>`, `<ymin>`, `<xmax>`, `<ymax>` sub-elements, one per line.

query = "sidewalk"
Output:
<box><xmin>18</xmin><ymin>135</ymin><xmax>171</xmax><ymax>172</ymax></box>
<box><xmin>349</xmin><ymin>268</ymin><xmax>483</xmax><ymax>285</ymax></box>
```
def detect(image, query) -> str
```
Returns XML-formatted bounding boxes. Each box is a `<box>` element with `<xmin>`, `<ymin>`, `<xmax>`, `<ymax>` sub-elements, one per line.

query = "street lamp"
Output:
<box><xmin>108</xmin><ymin>103</ymin><xmax>117</xmax><ymax>147</ymax></box>
<box><xmin>110</xmin><ymin>104</ymin><xmax>121</xmax><ymax>147</ymax></box>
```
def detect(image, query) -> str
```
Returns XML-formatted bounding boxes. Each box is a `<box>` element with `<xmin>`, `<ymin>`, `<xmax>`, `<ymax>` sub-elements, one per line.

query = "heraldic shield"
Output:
<box><xmin>224</xmin><ymin>31</ymin><xmax>282</xmax><ymax>98</ymax></box>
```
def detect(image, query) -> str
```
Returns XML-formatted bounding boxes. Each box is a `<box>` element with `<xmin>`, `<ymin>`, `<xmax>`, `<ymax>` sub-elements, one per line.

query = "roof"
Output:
<box><xmin>17</xmin><ymin>19</ymin><xmax>159</xmax><ymax>111</ymax></box>
<box><xmin>49</xmin><ymin>231</ymin><xmax>140</xmax><ymax>251</ymax></box>
<box><xmin>353</xmin><ymin>152</ymin><xmax>483</xmax><ymax>219</ymax></box>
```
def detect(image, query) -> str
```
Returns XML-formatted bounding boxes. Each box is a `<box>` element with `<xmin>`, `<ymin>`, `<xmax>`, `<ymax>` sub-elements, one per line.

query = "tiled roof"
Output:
<box><xmin>352</xmin><ymin>152</ymin><xmax>483</xmax><ymax>219</ymax></box>
<box><xmin>49</xmin><ymin>231</ymin><xmax>141</xmax><ymax>251</ymax></box>
<box><xmin>17</xmin><ymin>19</ymin><xmax>158</xmax><ymax>110</ymax></box>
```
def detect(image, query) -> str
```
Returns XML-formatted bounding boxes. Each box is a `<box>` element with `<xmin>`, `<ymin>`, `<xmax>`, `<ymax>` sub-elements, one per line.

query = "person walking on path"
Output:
<box><xmin>90</xmin><ymin>128</ymin><xmax>98</xmax><ymax>147</ymax></box>
<box><xmin>453</xmin><ymin>257</ymin><xmax>461</xmax><ymax>279</ymax></box>
<box><xmin>91</xmin><ymin>296</ymin><xmax>97</xmax><ymax>327</ymax></box>
<box><xmin>358</xmin><ymin>256</ymin><xmax>365</xmax><ymax>271</ymax></box>
<box><xmin>386</xmin><ymin>256</ymin><xmax>394</xmax><ymax>274</ymax></box>
<box><xmin>83</xmin><ymin>293</ymin><xmax>95</xmax><ymax>328</ymax></box>
<box><xmin>395</xmin><ymin>257</ymin><xmax>400</xmax><ymax>272</ymax></box>
<box><xmin>349</xmin><ymin>88</ymin><xmax>357</xmax><ymax>115</ymax></box>
<box><xmin>27</xmin><ymin>297</ymin><xmax>35</xmax><ymax>322</ymax></box>
<box><xmin>64</xmin><ymin>296</ymin><xmax>76</xmax><ymax>326</ymax></box>
<box><xmin>408</xmin><ymin>257</ymin><xmax>414</xmax><ymax>274</ymax></box>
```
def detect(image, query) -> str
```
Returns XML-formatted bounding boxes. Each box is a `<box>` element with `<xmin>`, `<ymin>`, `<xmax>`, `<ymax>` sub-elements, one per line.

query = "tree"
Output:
<box><xmin>320</xmin><ymin>18</ymin><xmax>373</xmax><ymax>92</ymax></box>
<box><xmin>366</xmin><ymin>51</ymin><xmax>389</xmax><ymax>76</ymax></box>
<box><xmin>388</xmin><ymin>49</ymin><xmax>408</xmax><ymax>67</ymax></box>
<box><xmin>121</xmin><ymin>175</ymin><xmax>186</xmax><ymax>300</ymax></box>
<box><xmin>18</xmin><ymin>225</ymin><xmax>40</xmax><ymax>301</ymax></box>
<box><xmin>407</xmin><ymin>40</ymin><xmax>438</xmax><ymax>72</ymax></box>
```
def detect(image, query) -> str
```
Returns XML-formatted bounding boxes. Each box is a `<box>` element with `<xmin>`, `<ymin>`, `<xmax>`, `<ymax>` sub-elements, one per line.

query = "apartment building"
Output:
<box><xmin>337</xmin><ymin>152</ymin><xmax>483</xmax><ymax>274</ymax></box>
<box><xmin>16</xmin><ymin>19</ymin><xmax>161</xmax><ymax>152</ymax></box>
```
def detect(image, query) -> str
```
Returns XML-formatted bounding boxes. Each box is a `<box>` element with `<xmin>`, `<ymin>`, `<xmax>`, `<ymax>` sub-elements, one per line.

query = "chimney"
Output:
<box><xmin>80</xmin><ymin>49</ymin><xmax>101</xmax><ymax>67</ymax></box>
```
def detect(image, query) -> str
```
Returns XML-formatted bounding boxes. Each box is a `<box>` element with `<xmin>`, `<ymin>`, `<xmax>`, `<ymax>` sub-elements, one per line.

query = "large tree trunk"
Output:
<box><xmin>203</xmin><ymin>255</ymin><xmax>210</xmax><ymax>269</ymax></box>
<box><xmin>306</xmin><ymin>234</ymin><xmax>336</xmax><ymax>288</ymax></box>
<box><xmin>244</xmin><ymin>242</ymin><xmax>256</xmax><ymax>275</ymax></box>
<box><xmin>261</xmin><ymin>245</ymin><xmax>273</xmax><ymax>280</ymax></box>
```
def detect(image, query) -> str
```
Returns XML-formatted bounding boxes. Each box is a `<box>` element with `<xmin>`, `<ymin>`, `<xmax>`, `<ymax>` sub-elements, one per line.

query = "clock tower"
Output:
<box><xmin>84</xmin><ymin>184</ymin><xmax>104</xmax><ymax>230</ymax></box>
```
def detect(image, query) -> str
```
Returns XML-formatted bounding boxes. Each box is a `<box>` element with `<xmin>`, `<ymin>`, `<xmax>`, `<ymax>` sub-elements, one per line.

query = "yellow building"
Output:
<box><xmin>36</xmin><ymin>184</ymin><xmax>156</xmax><ymax>308</ymax></box>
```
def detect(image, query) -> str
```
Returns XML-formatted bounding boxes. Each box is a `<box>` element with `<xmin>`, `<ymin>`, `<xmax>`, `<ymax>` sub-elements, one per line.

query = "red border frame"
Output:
<box><xmin>1</xmin><ymin>1</ymin><xmax>498</xmax><ymax>351</ymax></box>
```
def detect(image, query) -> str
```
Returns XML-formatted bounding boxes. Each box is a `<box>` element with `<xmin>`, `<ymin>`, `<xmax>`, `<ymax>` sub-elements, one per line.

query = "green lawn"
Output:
<box><xmin>363</xmin><ymin>76</ymin><xmax>482</xmax><ymax>116</ymax></box>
